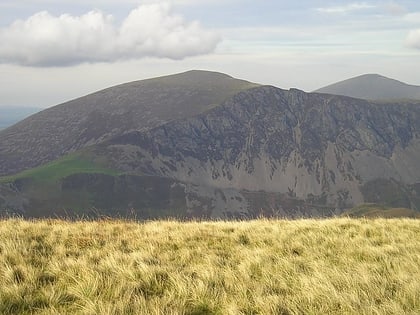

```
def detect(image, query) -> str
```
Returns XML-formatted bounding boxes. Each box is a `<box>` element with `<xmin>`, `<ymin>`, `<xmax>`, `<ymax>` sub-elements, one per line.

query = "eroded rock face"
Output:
<box><xmin>105</xmin><ymin>86</ymin><xmax>420</xmax><ymax>212</ymax></box>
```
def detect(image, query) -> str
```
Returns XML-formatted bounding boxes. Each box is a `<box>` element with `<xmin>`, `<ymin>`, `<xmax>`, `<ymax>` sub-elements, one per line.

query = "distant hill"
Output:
<box><xmin>314</xmin><ymin>74</ymin><xmax>420</xmax><ymax>101</ymax></box>
<box><xmin>0</xmin><ymin>106</ymin><xmax>41</xmax><ymax>130</ymax></box>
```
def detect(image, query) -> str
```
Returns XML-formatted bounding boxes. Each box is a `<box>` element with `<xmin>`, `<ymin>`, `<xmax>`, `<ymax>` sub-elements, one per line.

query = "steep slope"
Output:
<box><xmin>315</xmin><ymin>74</ymin><xmax>420</xmax><ymax>101</ymax></box>
<box><xmin>97</xmin><ymin>86</ymin><xmax>420</xmax><ymax>216</ymax></box>
<box><xmin>0</xmin><ymin>70</ymin><xmax>258</xmax><ymax>176</ymax></box>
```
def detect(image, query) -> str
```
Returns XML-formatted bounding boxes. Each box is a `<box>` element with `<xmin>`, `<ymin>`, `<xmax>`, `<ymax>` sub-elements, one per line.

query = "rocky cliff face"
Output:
<box><xmin>100</xmin><ymin>86</ymin><xmax>420</xmax><ymax>215</ymax></box>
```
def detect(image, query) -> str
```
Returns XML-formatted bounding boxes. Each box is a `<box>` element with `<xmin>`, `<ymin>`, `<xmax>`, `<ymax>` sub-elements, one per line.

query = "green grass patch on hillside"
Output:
<box><xmin>0</xmin><ymin>152</ymin><xmax>121</xmax><ymax>184</ymax></box>
<box><xmin>0</xmin><ymin>218</ymin><xmax>419</xmax><ymax>314</ymax></box>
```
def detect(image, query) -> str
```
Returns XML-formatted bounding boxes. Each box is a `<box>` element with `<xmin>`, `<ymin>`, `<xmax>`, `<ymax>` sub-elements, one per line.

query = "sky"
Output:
<box><xmin>0</xmin><ymin>0</ymin><xmax>419</xmax><ymax>108</ymax></box>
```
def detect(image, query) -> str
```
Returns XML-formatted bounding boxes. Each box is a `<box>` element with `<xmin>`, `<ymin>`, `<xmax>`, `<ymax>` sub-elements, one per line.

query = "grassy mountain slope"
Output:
<box><xmin>1</xmin><ymin>218</ymin><xmax>419</xmax><ymax>314</ymax></box>
<box><xmin>0</xmin><ymin>152</ymin><xmax>124</xmax><ymax>217</ymax></box>
<box><xmin>0</xmin><ymin>150</ymin><xmax>186</xmax><ymax>218</ymax></box>
<box><xmin>315</xmin><ymin>74</ymin><xmax>420</xmax><ymax>101</ymax></box>
<box><xmin>0</xmin><ymin>70</ymin><xmax>258</xmax><ymax>176</ymax></box>
<box><xmin>0</xmin><ymin>152</ymin><xmax>120</xmax><ymax>184</ymax></box>
<box><xmin>0</xmin><ymin>151</ymin><xmax>191</xmax><ymax>218</ymax></box>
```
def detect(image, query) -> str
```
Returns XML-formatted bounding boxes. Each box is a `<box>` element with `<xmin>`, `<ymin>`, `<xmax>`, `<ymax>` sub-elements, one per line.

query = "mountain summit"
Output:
<box><xmin>315</xmin><ymin>74</ymin><xmax>420</xmax><ymax>101</ymax></box>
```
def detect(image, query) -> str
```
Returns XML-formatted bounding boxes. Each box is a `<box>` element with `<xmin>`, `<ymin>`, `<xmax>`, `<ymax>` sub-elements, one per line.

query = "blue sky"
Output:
<box><xmin>0</xmin><ymin>0</ymin><xmax>419</xmax><ymax>107</ymax></box>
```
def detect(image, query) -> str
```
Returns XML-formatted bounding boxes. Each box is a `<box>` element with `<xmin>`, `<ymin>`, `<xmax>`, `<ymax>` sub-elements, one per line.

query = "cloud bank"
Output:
<box><xmin>0</xmin><ymin>3</ymin><xmax>220</xmax><ymax>66</ymax></box>
<box><xmin>316</xmin><ymin>2</ymin><xmax>375</xmax><ymax>14</ymax></box>
<box><xmin>406</xmin><ymin>29</ymin><xmax>420</xmax><ymax>49</ymax></box>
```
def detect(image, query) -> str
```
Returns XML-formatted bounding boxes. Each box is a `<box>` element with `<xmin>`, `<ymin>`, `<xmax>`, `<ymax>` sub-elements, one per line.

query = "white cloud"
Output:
<box><xmin>383</xmin><ymin>1</ymin><xmax>406</xmax><ymax>16</ymax></box>
<box><xmin>316</xmin><ymin>2</ymin><xmax>375</xmax><ymax>14</ymax></box>
<box><xmin>406</xmin><ymin>29</ymin><xmax>420</xmax><ymax>49</ymax></box>
<box><xmin>404</xmin><ymin>12</ymin><xmax>420</xmax><ymax>24</ymax></box>
<box><xmin>0</xmin><ymin>3</ymin><xmax>220</xmax><ymax>66</ymax></box>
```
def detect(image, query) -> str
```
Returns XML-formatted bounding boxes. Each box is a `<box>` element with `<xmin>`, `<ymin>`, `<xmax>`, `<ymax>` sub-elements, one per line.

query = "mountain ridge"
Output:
<box><xmin>1</xmin><ymin>71</ymin><xmax>419</xmax><ymax>218</ymax></box>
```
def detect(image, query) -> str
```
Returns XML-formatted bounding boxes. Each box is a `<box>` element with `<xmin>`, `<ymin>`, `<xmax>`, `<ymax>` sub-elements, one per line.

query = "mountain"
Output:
<box><xmin>314</xmin><ymin>74</ymin><xmax>420</xmax><ymax>101</ymax></box>
<box><xmin>0</xmin><ymin>106</ymin><xmax>41</xmax><ymax>130</ymax></box>
<box><xmin>0</xmin><ymin>70</ymin><xmax>258</xmax><ymax>176</ymax></box>
<box><xmin>1</xmin><ymin>71</ymin><xmax>419</xmax><ymax>218</ymax></box>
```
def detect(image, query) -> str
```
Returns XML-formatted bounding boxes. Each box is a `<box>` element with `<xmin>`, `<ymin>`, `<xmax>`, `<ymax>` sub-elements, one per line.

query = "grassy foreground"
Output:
<box><xmin>0</xmin><ymin>218</ymin><xmax>419</xmax><ymax>315</ymax></box>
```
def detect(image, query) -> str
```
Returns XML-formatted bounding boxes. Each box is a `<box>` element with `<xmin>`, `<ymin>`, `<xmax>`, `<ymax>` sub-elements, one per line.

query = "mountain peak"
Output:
<box><xmin>178</xmin><ymin>69</ymin><xmax>233</xmax><ymax>78</ymax></box>
<box><xmin>358</xmin><ymin>73</ymin><xmax>384</xmax><ymax>78</ymax></box>
<box><xmin>141</xmin><ymin>70</ymin><xmax>238</xmax><ymax>88</ymax></box>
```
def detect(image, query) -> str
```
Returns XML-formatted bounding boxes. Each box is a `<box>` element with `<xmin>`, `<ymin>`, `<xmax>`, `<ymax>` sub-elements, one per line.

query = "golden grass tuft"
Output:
<box><xmin>0</xmin><ymin>218</ymin><xmax>419</xmax><ymax>314</ymax></box>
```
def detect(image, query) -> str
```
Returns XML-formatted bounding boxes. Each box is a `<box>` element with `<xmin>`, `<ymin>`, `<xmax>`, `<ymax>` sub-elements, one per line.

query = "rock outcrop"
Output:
<box><xmin>98</xmin><ymin>86</ymin><xmax>420</xmax><ymax>216</ymax></box>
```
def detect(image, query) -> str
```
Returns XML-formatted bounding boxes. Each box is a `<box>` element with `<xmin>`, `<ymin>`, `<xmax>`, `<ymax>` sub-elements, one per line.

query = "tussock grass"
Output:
<box><xmin>0</xmin><ymin>218</ymin><xmax>419</xmax><ymax>314</ymax></box>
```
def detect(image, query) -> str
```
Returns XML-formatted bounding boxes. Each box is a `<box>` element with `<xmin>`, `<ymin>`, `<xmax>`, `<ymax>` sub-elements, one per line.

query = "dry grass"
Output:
<box><xmin>0</xmin><ymin>218</ymin><xmax>419</xmax><ymax>314</ymax></box>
